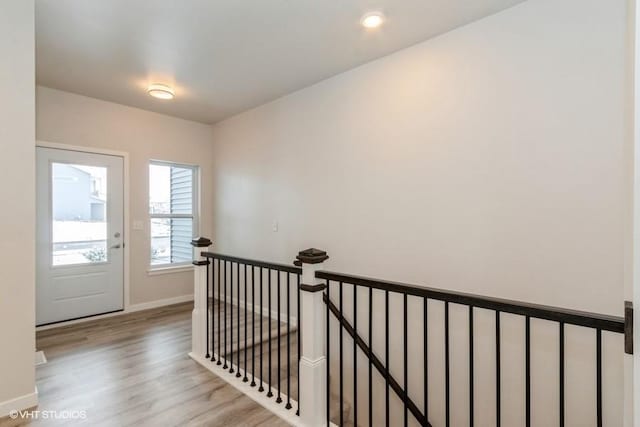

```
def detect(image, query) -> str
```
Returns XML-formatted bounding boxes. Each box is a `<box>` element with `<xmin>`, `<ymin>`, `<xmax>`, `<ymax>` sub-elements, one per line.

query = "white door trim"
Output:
<box><xmin>632</xmin><ymin>1</ymin><xmax>640</xmax><ymax>425</ymax></box>
<box><xmin>36</xmin><ymin>140</ymin><xmax>131</xmax><ymax>311</ymax></box>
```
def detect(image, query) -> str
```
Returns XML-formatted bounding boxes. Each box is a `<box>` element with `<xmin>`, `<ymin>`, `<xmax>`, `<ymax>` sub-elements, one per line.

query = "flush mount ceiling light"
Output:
<box><xmin>147</xmin><ymin>84</ymin><xmax>174</xmax><ymax>100</ymax></box>
<box><xmin>361</xmin><ymin>11</ymin><xmax>385</xmax><ymax>29</ymax></box>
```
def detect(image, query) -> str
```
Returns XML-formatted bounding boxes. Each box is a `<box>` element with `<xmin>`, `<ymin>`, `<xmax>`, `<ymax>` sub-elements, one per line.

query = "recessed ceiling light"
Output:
<box><xmin>361</xmin><ymin>12</ymin><xmax>385</xmax><ymax>29</ymax></box>
<box><xmin>147</xmin><ymin>84</ymin><xmax>174</xmax><ymax>100</ymax></box>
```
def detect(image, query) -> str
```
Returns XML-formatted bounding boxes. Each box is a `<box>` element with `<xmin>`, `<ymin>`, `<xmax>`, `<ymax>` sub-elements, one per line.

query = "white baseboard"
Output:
<box><xmin>35</xmin><ymin>351</ymin><xmax>47</xmax><ymax>366</ymax></box>
<box><xmin>127</xmin><ymin>294</ymin><xmax>193</xmax><ymax>313</ymax></box>
<box><xmin>36</xmin><ymin>295</ymin><xmax>194</xmax><ymax>331</ymax></box>
<box><xmin>189</xmin><ymin>353</ymin><xmax>301</xmax><ymax>427</ymax></box>
<box><xmin>0</xmin><ymin>388</ymin><xmax>38</xmax><ymax>418</ymax></box>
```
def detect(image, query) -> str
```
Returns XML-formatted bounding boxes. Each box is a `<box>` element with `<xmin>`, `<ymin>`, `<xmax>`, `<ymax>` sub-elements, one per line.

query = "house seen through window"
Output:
<box><xmin>52</xmin><ymin>163</ymin><xmax>108</xmax><ymax>266</ymax></box>
<box><xmin>149</xmin><ymin>161</ymin><xmax>198</xmax><ymax>267</ymax></box>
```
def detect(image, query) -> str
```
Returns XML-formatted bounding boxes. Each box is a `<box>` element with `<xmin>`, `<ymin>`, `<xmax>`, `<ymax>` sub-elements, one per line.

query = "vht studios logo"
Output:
<box><xmin>9</xmin><ymin>409</ymin><xmax>87</xmax><ymax>420</ymax></box>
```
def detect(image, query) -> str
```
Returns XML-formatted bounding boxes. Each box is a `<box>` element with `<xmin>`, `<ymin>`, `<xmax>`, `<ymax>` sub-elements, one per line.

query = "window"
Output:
<box><xmin>52</xmin><ymin>163</ymin><xmax>108</xmax><ymax>266</ymax></box>
<box><xmin>149</xmin><ymin>161</ymin><xmax>198</xmax><ymax>267</ymax></box>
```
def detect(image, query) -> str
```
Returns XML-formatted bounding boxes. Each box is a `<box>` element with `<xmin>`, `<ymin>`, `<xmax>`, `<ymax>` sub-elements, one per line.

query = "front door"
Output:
<box><xmin>36</xmin><ymin>147</ymin><xmax>124</xmax><ymax>325</ymax></box>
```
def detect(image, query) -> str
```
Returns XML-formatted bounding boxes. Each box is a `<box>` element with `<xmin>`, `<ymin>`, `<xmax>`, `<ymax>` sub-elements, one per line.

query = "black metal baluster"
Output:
<box><xmin>385</xmin><ymin>290</ymin><xmax>390</xmax><ymax>427</ymax></box>
<box><xmin>445</xmin><ymin>301</ymin><xmax>450</xmax><ymax>427</ymax></box>
<box><xmin>236</xmin><ymin>262</ymin><xmax>241</xmax><ymax>378</ymax></box>
<box><xmin>277</xmin><ymin>271</ymin><xmax>283</xmax><ymax>403</ymax></box>
<box><xmin>297</xmin><ymin>274</ymin><xmax>301</xmax><ymax>416</ymax></box>
<box><xmin>340</xmin><ymin>281</ymin><xmax>344</xmax><ymax>427</ymax></box>
<box><xmin>525</xmin><ymin>316</ymin><xmax>530</xmax><ymax>427</ymax></box>
<box><xmin>424</xmin><ymin>297</ymin><xmax>428</xmax><ymax>425</ymax></box>
<box><xmin>267</xmin><ymin>269</ymin><xmax>273</xmax><ymax>398</ymax></box>
<box><xmin>470</xmin><ymin>306</ymin><xmax>474</xmax><ymax>427</ymax></box>
<box><xmin>230</xmin><ymin>262</ymin><xmax>235</xmax><ymax>374</ymax></box>
<box><xmin>223</xmin><ymin>261</ymin><xmax>228</xmax><ymax>369</ymax></box>
<box><xmin>243</xmin><ymin>263</ymin><xmax>248</xmax><ymax>382</ymax></box>
<box><xmin>259</xmin><ymin>267</ymin><xmax>264</xmax><ymax>392</ymax></box>
<box><xmin>354</xmin><ymin>285</ymin><xmax>359</xmax><ymax>427</ymax></box>
<box><xmin>403</xmin><ymin>293</ymin><xmax>408</xmax><ymax>427</ymax></box>
<box><xmin>211</xmin><ymin>258</ymin><xmax>216</xmax><ymax>362</ymax></box>
<box><xmin>206</xmin><ymin>260</ymin><xmax>210</xmax><ymax>359</ymax></box>
<box><xmin>496</xmin><ymin>311</ymin><xmax>501</xmax><ymax>427</ymax></box>
<box><xmin>251</xmin><ymin>266</ymin><xmax>256</xmax><ymax>387</ymax></box>
<box><xmin>217</xmin><ymin>259</ymin><xmax>222</xmax><ymax>366</ymax></box>
<box><xmin>559</xmin><ymin>322</ymin><xmax>564</xmax><ymax>427</ymax></box>
<box><xmin>276</xmin><ymin>271</ymin><xmax>288</xmax><ymax>403</ymax></box>
<box><xmin>326</xmin><ymin>279</ymin><xmax>331</xmax><ymax>426</ymax></box>
<box><xmin>369</xmin><ymin>287</ymin><xmax>373</xmax><ymax>427</ymax></box>
<box><xmin>286</xmin><ymin>273</ymin><xmax>292</xmax><ymax>409</ymax></box>
<box><xmin>597</xmin><ymin>329</ymin><xmax>602</xmax><ymax>427</ymax></box>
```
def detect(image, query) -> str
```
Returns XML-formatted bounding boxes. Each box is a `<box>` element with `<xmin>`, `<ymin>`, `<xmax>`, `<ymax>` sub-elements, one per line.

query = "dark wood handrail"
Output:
<box><xmin>316</xmin><ymin>270</ymin><xmax>624</xmax><ymax>333</ymax></box>
<box><xmin>201</xmin><ymin>251</ymin><xmax>303</xmax><ymax>275</ymax></box>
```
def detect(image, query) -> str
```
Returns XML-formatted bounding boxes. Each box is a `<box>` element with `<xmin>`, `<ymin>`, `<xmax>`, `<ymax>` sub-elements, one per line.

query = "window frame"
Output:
<box><xmin>148</xmin><ymin>160</ymin><xmax>200</xmax><ymax>270</ymax></box>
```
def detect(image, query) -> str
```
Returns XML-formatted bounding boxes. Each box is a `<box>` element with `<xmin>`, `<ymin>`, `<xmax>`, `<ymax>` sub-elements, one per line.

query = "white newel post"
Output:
<box><xmin>191</xmin><ymin>237</ymin><xmax>212</xmax><ymax>358</ymax></box>
<box><xmin>296</xmin><ymin>248</ymin><xmax>329</xmax><ymax>427</ymax></box>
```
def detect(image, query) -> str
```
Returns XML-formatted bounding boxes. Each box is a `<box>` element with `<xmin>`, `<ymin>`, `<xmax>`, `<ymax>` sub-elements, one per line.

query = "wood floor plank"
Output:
<box><xmin>0</xmin><ymin>302</ymin><xmax>291</xmax><ymax>427</ymax></box>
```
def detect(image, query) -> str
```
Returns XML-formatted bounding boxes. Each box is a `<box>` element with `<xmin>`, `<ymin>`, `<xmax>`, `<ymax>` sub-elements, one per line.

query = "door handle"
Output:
<box><xmin>110</xmin><ymin>244</ymin><xmax>121</xmax><ymax>249</ymax></box>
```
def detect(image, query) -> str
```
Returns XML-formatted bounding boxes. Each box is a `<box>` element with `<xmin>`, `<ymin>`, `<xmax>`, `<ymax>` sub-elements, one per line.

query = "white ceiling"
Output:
<box><xmin>36</xmin><ymin>0</ymin><xmax>525</xmax><ymax>124</ymax></box>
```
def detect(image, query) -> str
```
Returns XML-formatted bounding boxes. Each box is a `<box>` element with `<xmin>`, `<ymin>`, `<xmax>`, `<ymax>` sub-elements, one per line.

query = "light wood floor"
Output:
<box><xmin>0</xmin><ymin>303</ymin><xmax>290</xmax><ymax>427</ymax></box>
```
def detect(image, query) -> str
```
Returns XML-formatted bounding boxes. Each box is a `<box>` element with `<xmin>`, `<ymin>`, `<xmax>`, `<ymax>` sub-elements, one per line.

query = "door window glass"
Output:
<box><xmin>51</xmin><ymin>163</ymin><xmax>108</xmax><ymax>266</ymax></box>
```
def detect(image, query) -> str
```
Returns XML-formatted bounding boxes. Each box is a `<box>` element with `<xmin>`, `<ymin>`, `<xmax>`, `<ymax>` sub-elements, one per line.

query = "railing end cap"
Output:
<box><xmin>296</xmin><ymin>248</ymin><xmax>329</xmax><ymax>264</ymax></box>
<box><xmin>191</xmin><ymin>237</ymin><xmax>212</xmax><ymax>247</ymax></box>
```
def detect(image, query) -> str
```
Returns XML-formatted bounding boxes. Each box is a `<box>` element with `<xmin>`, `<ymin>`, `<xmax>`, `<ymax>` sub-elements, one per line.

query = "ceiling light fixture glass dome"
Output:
<box><xmin>361</xmin><ymin>12</ymin><xmax>385</xmax><ymax>29</ymax></box>
<box><xmin>147</xmin><ymin>83</ymin><xmax>175</xmax><ymax>100</ymax></box>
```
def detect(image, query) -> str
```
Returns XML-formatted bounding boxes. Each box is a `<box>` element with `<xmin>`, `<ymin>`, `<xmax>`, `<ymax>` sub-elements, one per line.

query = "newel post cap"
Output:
<box><xmin>296</xmin><ymin>248</ymin><xmax>329</xmax><ymax>264</ymax></box>
<box><xmin>191</xmin><ymin>237</ymin><xmax>212</xmax><ymax>247</ymax></box>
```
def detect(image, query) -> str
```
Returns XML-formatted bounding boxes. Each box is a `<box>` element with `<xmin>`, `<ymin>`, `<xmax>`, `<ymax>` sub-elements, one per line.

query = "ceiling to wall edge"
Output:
<box><xmin>36</xmin><ymin>1</ymin><xmax>528</xmax><ymax>127</ymax></box>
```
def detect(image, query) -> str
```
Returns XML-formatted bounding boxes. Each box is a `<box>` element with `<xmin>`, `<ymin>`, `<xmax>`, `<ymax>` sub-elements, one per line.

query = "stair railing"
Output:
<box><xmin>190</xmin><ymin>239</ymin><xmax>633</xmax><ymax>427</ymax></box>
<box><xmin>317</xmin><ymin>269</ymin><xmax>629</xmax><ymax>427</ymax></box>
<box><xmin>190</xmin><ymin>238</ymin><xmax>303</xmax><ymax>426</ymax></box>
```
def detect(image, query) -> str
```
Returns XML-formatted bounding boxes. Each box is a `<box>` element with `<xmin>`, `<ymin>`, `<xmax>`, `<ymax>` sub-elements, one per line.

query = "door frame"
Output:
<box><xmin>633</xmin><ymin>1</ymin><xmax>640</xmax><ymax>424</ymax></box>
<box><xmin>36</xmin><ymin>140</ymin><xmax>131</xmax><ymax>313</ymax></box>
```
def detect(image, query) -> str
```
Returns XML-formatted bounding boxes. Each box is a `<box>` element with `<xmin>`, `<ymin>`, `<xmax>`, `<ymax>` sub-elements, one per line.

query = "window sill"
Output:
<box><xmin>147</xmin><ymin>265</ymin><xmax>194</xmax><ymax>276</ymax></box>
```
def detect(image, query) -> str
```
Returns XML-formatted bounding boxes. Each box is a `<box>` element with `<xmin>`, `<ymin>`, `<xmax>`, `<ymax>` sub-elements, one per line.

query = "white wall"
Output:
<box><xmin>36</xmin><ymin>87</ymin><xmax>214</xmax><ymax>305</ymax></box>
<box><xmin>633</xmin><ymin>0</ymin><xmax>640</xmax><ymax>422</ymax></box>
<box><xmin>0</xmin><ymin>0</ymin><xmax>37</xmax><ymax>414</ymax></box>
<box><xmin>212</xmin><ymin>0</ymin><xmax>629</xmax><ymax>315</ymax></box>
<box><xmin>211</xmin><ymin>0</ymin><xmax>630</xmax><ymax>425</ymax></box>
